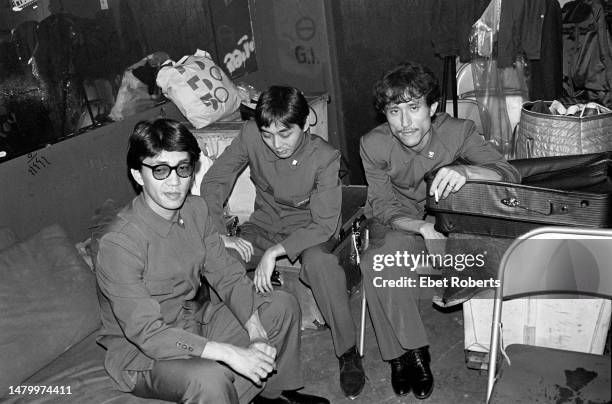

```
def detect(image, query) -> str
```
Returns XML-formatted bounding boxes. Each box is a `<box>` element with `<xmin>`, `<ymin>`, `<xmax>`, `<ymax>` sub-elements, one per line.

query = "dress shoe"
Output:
<box><xmin>406</xmin><ymin>346</ymin><xmax>434</xmax><ymax>399</ymax></box>
<box><xmin>338</xmin><ymin>346</ymin><xmax>366</xmax><ymax>399</ymax></box>
<box><xmin>252</xmin><ymin>390</ymin><xmax>329</xmax><ymax>404</ymax></box>
<box><xmin>389</xmin><ymin>354</ymin><xmax>411</xmax><ymax>396</ymax></box>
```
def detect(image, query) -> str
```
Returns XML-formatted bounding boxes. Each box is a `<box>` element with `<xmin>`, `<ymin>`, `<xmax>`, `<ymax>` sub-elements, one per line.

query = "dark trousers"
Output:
<box><xmin>359</xmin><ymin>219</ymin><xmax>429</xmax><ymax>361</ymax></box>
<box><xmin>238</xmin><ymin>222</ymin><xmax>357</xmax><ymax>357</ymax></box>
<box><xmin>130</xmin><ymin>290</ymin><xmax>302</xmax><ymax>404</ymax></box>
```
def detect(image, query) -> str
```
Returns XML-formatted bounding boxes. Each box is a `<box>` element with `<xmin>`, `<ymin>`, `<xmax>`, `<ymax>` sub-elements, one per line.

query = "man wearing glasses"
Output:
<box><xmin>95</xmin><ymin>119</ymin><xmax>328</xmax><ymax>404</ymax></box>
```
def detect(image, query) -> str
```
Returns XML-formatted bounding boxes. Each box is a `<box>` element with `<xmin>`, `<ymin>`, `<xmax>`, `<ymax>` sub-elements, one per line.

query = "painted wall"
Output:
<box><xmin>0</xmin><ymin>103</ymin><xmax>184</xmax><ymax>242</ymax></box>
<box><xmin>330</xmin><ymin>0</ymin><xmax>446</xmax><ymax>183</ymax></box>
<box><xmin>243</xmin><ymin>0</ymin><xmax>344</xmax><ymax>159</ymax></box>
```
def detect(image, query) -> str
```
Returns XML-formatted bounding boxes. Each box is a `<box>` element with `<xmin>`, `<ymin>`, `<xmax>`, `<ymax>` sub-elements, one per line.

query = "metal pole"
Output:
<box><xmin>353</xmin><ymin>232</ymin><xmax>367</xmax><ymax>357</ymax></box>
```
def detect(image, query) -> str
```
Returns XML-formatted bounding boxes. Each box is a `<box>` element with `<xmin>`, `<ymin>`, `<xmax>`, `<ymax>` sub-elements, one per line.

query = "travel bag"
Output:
<box><xmin>514</xmin><ymin>101</ymin><xmax>612</xmax><ymax>159</ymax></box>
<box><xmin>426</xmin><ymin>152</ymin><xmax>612</xmax><ymax>238</ymax></box>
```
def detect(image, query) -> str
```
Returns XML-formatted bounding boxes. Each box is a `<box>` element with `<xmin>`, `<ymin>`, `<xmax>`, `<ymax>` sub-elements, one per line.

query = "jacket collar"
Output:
<box><xmin>132</xmin><ymin>193</ymin><xmax>183</xmax><ymax>237</ymax></box>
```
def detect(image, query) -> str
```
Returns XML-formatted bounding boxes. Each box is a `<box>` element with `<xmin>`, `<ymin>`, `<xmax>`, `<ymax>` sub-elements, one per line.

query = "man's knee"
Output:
<box><xmin>384</xmin><ymin>231</ymin><xmax>421</xmax><ymax>251</ymax></box>
<box><xmin>183</xmin><ymin>361</ymin><xmax>237</xmax><ymax>403</ymax></box>
<box><xmin>300</xmin><ymin>245</ymin><xmax>342</xmax><ymax>279</ymax></box>
<box><xmin>262</xmin><ymin>290</ymin><xmax>300</xmax><ymax>323</ymax></box>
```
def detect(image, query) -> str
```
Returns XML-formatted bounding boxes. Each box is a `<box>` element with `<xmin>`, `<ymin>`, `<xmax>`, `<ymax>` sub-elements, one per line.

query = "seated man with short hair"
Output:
<box><xmin>202</xmin><ymin>86</ymin><xmax>366</xmax><ymax>399</ymax></box>
<box><xmin>96</xmin><ymin>118</ymin><xmax>328</xmax><ymax>404</ymax></box>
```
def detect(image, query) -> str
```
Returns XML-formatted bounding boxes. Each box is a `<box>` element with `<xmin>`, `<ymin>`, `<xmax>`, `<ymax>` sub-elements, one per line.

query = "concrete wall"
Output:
<box><xmin>0</xmin><ymin>102</ymin><xmax>184</xmax><ymax>242</ymax></box>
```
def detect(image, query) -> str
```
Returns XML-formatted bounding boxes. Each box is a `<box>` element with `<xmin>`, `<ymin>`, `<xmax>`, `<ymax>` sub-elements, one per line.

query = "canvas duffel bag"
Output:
<box><xmin>156</xmin><ymin>49</ymin><xmax>242</xmax><ymax>129</ymax></box>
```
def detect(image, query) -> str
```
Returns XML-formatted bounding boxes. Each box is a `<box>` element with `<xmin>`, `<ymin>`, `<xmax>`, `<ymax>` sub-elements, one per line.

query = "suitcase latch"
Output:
<box><xmin>501</xmin><ymin>198</ymin><xmax>569</xmax><ymax>216</ymax></box>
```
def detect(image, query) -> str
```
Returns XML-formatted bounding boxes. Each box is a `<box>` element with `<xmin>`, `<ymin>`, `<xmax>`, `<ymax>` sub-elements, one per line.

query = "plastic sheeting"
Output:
<box><xmin>469</xmin><ymin>0</ymin><xmax>529</xmax><ymax>159</ymax></box>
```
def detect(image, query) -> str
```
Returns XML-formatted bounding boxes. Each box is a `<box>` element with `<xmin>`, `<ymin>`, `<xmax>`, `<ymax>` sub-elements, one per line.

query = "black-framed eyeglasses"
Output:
<box><xmin>141</xmin><ymin>162</ymin><xmax>194</xmax><ymax>180</ymax></box>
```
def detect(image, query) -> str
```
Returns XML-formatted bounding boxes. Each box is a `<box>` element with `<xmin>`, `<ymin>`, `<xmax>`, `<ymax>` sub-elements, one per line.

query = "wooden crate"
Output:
<box><xmin>463</xmin><ymin>290</ymin><xmax>612</xmax><ymax>369</ymax></box>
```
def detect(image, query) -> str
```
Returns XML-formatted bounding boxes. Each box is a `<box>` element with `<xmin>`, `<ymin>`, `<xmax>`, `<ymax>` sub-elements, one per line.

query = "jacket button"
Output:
<box><xmin>182</xmin><ymin>344</ymin><xmax>188</xmax><ymax>350</ymax></box>
<box><xmin>189</xmin><ymin>347</ymin><xmax>194</xmax><ymax>352</ymax></box>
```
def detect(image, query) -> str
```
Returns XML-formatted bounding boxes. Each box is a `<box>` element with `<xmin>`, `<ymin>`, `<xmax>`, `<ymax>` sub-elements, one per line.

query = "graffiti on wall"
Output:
<box><xmin>271</xmin><ymin>1</ymin><xmax>326</xmax><ymax>86</ymax></box>
<box><xmin>294</xmin><ymin>17</ymin><xmax>318</xmax><ymax>65</ymax></box>
<box><xmin>26</xmin><ymin>151</ymin><xmax>51</xmax><ymax>176</ymax></box>
<box><xmin>210</xmin><ymin>0</ymin><xmax>257</xmax><ymax>78</ymax></box>
<box><xmin>223</xmin><ymin>34</ymin><xmax>256</xmax><ymax>75</ymax></box>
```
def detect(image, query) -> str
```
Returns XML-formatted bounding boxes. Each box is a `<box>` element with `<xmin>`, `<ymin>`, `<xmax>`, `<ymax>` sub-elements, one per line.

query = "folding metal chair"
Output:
<box><xmin>486</xmin><ymin>226</ymin><xmax>612</xmax><ymax>403</ymax></box>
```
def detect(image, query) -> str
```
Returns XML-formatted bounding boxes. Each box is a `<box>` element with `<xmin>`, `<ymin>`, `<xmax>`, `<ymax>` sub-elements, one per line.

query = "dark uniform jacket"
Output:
<box><xmin>201</xmin><ymin>120</ymin><xmax>342</xmax><ymax>261</ymax></box>
<box><xmin>360</xmin><ymin>112</ymin><xmax>521</xmax><ymax>226</ymax></box>
<box><xmin>96</xmin><ymin>194</ymin><xmax>267</xmax><ymax>391</ymax></box>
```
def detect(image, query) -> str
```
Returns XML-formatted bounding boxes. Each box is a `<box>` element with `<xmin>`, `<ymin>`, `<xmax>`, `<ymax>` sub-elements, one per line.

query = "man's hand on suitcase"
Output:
<box><xmin>429</xmin><ymin>166</ymin><xmax>468</xmax><ymax>201</ymax></box>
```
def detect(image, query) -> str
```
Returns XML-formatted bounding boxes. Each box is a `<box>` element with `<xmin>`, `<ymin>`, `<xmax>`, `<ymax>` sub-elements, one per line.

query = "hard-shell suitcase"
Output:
<box><xmin>426</xmin><ymin>152</ymin><xmax>612</xmax><ymax>238</ymax></box>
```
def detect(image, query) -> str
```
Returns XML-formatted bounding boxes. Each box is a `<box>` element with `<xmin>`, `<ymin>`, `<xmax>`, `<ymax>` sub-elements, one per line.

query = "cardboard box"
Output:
<box><xmin>463</xmin><ymin>292</ymin><xmax>611</xmax><ymax>356</ymax></box>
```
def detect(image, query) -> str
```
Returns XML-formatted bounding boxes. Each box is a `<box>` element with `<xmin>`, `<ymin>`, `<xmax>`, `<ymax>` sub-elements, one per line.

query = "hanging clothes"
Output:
<box><xmin>497</xmin><ymin>0</ymin><xmax>563</xmax><ymax>100</ymax></box>
<box><xmin>497</xmin><ymin>0</ymin><xmax>547</xmax><ymax>67</ymax></box>
<box><xmin>529</xmin><ymin>0</ymin><xmax>563</xmax><ymax>101</ymax></box>
<box><xmin>430</xmin><ymin>0</ymin><xmax>490</xmax><ymax>61</ymax></box>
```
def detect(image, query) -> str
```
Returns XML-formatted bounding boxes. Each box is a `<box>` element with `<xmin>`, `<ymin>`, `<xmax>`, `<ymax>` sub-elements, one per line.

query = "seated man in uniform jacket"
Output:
<box><xmin>201</xmin><ymin>86</ymin><xmax>366</xmax><ymax>399</ymax></box>
<box><xmin>359</xmin><ymin>61</ymin><xmax>520</xmax><ymax>399</ymax></box>
<box><xmin>95</xmin><ymin>118</ymin><xmax>328</xmax><ymax>404</ymax></box>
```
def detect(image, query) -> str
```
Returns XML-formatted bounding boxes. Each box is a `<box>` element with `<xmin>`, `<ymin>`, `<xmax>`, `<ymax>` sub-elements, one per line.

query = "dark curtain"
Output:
<box><xmin>120</xmin><ymin>0</ymin><xmax>216</xmax><ymax>63</ymax></box>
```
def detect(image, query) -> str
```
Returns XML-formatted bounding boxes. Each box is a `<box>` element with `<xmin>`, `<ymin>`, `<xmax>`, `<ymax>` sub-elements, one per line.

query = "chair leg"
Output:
<box><xmin>450</xmin><ymin>56</ymin><xmax>459</xmax><ymax>118</ymax></box>
<box><xmin>359</xmin><ymin>282</ymin><xmax>367</xmax><ymax>356</ymax></box>
<box><xmin>439</xmin><ymin>57</ymin><xmax>449</xmax><ymax>113</ymax></box>
<box><xmin>352</xmin><ymin>231</ymin><xmax>367</xmax><ymax>357</ymax></box>
<box><xmin>438</xmin><ymin>55</ymin><xmax>459</xmax><ymax>117</ymax></box>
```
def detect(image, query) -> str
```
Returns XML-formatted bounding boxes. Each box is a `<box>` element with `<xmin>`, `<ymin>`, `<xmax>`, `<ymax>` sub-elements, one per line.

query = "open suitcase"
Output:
<box><xmin>426</xmin><ymin>152</ymin><xmax>612</xmax><ymax>238</ymax></box>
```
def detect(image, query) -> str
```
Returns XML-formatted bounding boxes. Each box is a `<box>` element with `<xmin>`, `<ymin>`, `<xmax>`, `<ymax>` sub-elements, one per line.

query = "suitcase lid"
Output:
<box><xmin>425</xmin><ymin>153</ymin><xmax>612</xmax><ymax>226</ymax></box>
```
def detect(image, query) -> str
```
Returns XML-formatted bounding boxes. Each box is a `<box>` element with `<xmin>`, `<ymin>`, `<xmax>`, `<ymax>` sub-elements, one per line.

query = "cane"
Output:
<box><xmin>352</xmin><ymin>227</ymin><xmax>369</xmax><ymax>357</ymax></box>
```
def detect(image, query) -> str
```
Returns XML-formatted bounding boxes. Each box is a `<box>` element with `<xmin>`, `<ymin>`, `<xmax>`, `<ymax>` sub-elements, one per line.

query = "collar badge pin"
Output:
<box><xmin>292</xmin><ymin>159</ymin><xmax>298</xmax><ymax>166</ymax></box>
<box><xmin>428</xmin><ymin>151</ymin><xmax>435</xmax><ymax>159</ymax></box>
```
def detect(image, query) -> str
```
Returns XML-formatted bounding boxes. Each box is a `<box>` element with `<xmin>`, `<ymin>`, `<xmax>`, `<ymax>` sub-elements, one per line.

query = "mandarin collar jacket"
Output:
<box><xmin>201</xmin><ymin>120</ymin><xmax>342</xmax><ymax>261</ymax></box>
<box><xmin>96</xmin><ymin>194</ymin><xmax>268</xmax><ymax>391</ymax></box>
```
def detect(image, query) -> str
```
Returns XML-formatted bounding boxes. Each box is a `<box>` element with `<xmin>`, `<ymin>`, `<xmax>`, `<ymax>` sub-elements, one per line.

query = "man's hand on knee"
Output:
<box><xmin>250</xmin><ymin>340</ymin><xmax>277</xmax><ymax>362</ymax></box>
<box><xmin>227</xmin><ymin>343</ymin><xmax>277</xmax><ymax>386</ymax></box>
<box><xmin>221</xmin><ymin>235</ymin><xmax>254</xmax><ymax>262</ymax></box>
<box><xmin>254</xmin><ymin>244</ymin><xmax>286</xmax><ymax>293</ymax></box>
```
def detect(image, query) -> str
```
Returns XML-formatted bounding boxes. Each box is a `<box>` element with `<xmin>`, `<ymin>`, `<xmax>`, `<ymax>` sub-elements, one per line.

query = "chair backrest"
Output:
<box><xmin>500</xmin><ymin>228</ymin><xmax>612</xmax><ymax>299</ymax></box>
<box><xmin>486</xmin><ymin>226</ymin><xmax>612</xmax><ymax>402</ymax></box>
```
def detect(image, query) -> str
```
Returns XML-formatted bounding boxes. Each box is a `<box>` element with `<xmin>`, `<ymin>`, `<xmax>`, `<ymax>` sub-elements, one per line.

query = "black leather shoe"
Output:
<box><xmin>252</xmin><ymin>390</ymin><xmax>330</xmax><ymax>404</ymax></box>
<box><xmin>338</xmin><ymin>346</ymin><xmax>366</xmax><ymax>399</ymax></box>
<box><xmin>406</xmin><ymin>346</ymin><xmax>434</xmax><ymax>399</ymax></box>
<box><xmin>389</xmin><ymin>354</ymin><xmax>411</xmax><ymax>396</ymax></box>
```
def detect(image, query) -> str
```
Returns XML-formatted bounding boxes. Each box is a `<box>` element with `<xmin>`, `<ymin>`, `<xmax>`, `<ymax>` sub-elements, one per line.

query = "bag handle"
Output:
<box><xmin>513</xmin><ymin>123</ymin><xmax>533</xmax><ymax>159</ymax></box>
<box><xmin>500</xmin><ymin>197</ymin><xmax>570</xmax><ymax>216</ymax></box>
<box><xmin>176</xmin><ymin>55</ymin><xmax>190</xmax><ymax>65</ymax></box>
